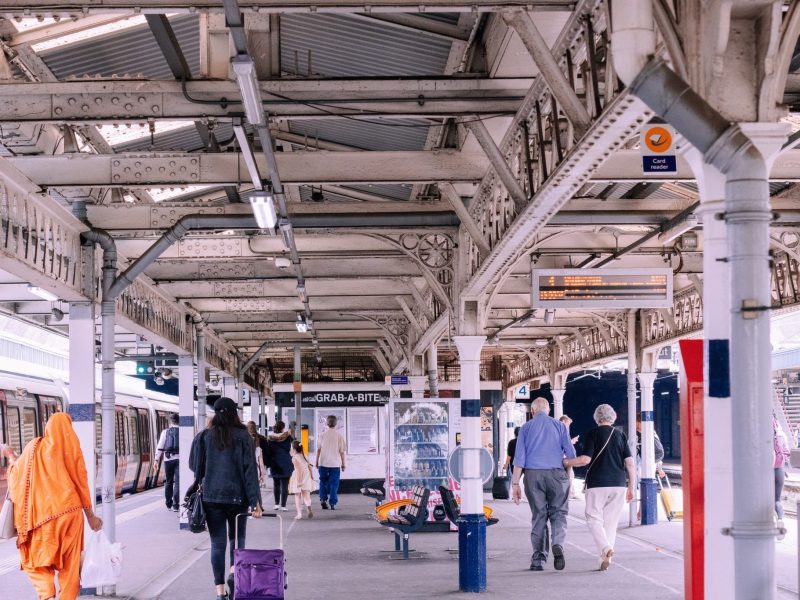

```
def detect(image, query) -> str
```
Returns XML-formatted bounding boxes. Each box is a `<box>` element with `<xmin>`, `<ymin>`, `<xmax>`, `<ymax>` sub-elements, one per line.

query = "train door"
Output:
<box><xmin>135</xmin><ymin>408</ymin><xmax>152</xmax><ymax>492</ymax></box>
<box><xmin>115</xmin><ymin>407</ymin><xmax>127</xmax><ymax>497</ymax></box>
<box><xmin>0</xmin><ymin>391</ymin><xmax>7</xmax><ymax>498</ymax></box>
<box><xmin>122</xmin><ymin>407</ymin><xmax>140</xmax><ymax>494</ymax></box>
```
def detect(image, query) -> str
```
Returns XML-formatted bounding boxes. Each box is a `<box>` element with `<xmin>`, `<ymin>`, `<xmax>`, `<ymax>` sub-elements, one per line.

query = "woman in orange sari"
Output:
<box><xmin>2</xmin><ymin>412</ymin><xmax>103</xmax><ymax>600</ymax></box>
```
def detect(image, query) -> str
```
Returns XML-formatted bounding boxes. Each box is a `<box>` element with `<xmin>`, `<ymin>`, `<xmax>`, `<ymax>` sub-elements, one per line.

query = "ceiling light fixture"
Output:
<box><xmin>250</xmin><ymin>190</ymin><xmax>277</xmax><ymax>230</ymax></box>
<box><xmin>232</xmin><ymin>55</ymin><xmax>265</xmax><ymax>126</ymax></box>
<box><xmin>295</xmin><ymin>314</ymin><xmax>309</xmax><ymax>333</ymax></box>
<box><xmin>28</xmin><ymin>285</ymin><xmax>58</xmax><ymax>302</ymax></box>
<box><xmin>232</xmin><ymin>122</ymin><xmax>263</xmax><ymax>190</ymax></box>
<box><xmin>543</xmin><ymin>309</ymin><xmax>556</xmax><ymax>325</ymax></box>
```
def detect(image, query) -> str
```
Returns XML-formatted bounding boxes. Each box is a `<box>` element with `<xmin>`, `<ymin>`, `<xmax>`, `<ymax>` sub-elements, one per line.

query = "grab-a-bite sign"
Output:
<box><xmin>641</xmin><ymin>123</ymin><xmax>677</xmax><ymax>174</ymax></box>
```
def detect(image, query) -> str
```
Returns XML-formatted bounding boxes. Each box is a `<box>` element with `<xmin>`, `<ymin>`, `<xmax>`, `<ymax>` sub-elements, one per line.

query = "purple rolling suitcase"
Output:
<box><xmin>234</xmin><ymin>513</ymin><xmax>286</xmax><ymax>600</ymax></box>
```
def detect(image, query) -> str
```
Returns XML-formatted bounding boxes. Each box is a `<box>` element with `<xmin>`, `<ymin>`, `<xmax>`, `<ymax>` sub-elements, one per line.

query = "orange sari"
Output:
<box><xmin>9</xmin><ymin>412</ymin><xmax>92</xmax><ymax>600</ymax></box>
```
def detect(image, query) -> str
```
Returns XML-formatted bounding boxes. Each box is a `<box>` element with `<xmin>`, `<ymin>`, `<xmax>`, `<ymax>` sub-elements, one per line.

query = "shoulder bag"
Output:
<box><xmin>183</xmin><ymin>431</ymin><xmax>207</xmax><ymax>534</ymax></box>
<box><xmin>582</xmin><ymin>427</ymin><xmax>615</xmax><ymax>493</ymax></box>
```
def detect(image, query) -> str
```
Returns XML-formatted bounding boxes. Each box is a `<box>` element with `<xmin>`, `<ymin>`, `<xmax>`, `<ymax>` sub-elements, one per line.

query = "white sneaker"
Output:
<box><xmin>272</xmin><ymin>505</ymin><xmax>280</xmax><ymax>510</ymax></box>
<box><xmin>280</xmin><ymin>507</ymin><xmax>288</xmax><ymax>511</ymax></box>
<box><xmin>777</xmin><ymin>519</ymin><xmax>786</xmax><ymax>541</ymax></box>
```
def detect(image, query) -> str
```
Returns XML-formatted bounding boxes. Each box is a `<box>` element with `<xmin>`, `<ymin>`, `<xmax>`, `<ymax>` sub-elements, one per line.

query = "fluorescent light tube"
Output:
<box><xmin>232</xmin><ymin>56</ymin><xmax>265</xmax><ymax>126</ymax></box>
<box><xmin>28</xmin><ymin>285</ymin><xmax>58</xmax><ymax>302</ymax></box>
<box><xmin>233</xmin><ymin>124</ymin><xmax>263</xmax><ymax>190</ymax></box>
<box><xmin>295</xmin><ymin>315</ymin><xmax>308</xmax><ymax>333</ymax></box>
<box><xmin>250</xmin><ymin>191</ymin><xmax>277</xmax><ymax>230</ymax></box>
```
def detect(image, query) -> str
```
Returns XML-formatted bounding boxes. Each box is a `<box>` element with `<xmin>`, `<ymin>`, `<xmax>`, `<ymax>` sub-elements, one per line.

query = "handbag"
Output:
<box><xmin>0</xmin><ymin>492</ymin><xmax>15</xmax><ymax>539</ymax></box>
<box><xmin>183</xmin><ymin>431</ymin><xmax>207</xmax><ymax>534</ymax></box>
<box><xmin>582</xmin><ymin>427</ymin><xmax>615</xmax><ymax>493</ymax></box>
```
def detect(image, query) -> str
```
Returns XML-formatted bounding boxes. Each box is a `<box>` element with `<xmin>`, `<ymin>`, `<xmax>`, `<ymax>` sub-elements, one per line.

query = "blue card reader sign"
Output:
<box><xmin>388</xmin><ymin>375</ymin><xmax>409</xmax><ymax>385</ymax></box>
<box><xmin>641</xmin><ymin>124</ymin><xmax>677</xmax><ymax>174</ymax></box>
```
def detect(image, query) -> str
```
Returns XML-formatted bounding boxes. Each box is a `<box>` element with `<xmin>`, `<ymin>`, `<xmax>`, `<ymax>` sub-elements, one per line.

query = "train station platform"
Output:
<box><xmin>1</xmin><ymin>487</ymin><xmax>797</xmax><ymax>600</ymax></box>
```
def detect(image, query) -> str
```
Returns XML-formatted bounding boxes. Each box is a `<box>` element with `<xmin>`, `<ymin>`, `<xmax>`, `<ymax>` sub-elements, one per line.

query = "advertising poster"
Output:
<box><xmin>315</xmin><ymin>407</ymin><xmax>346</xmax><ymax>449</ymax></box>
<box><xmin>347</xmin><ymin>407</ymin><xmax>379</xmax><ymax>454</ymax></box>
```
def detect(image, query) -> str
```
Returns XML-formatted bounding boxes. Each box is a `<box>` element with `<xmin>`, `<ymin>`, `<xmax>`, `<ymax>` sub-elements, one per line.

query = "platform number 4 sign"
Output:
<box><xmin>515</xmin><ymin>384</ymin><xmax>530</xmax><ymax>400</ymax></box>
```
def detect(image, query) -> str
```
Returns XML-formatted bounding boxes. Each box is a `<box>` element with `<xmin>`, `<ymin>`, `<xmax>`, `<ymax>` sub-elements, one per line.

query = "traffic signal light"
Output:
<box><xmin>136</xmin><ymin>361</ymin><xmax>155</xmax><ymax>375</ymax></box>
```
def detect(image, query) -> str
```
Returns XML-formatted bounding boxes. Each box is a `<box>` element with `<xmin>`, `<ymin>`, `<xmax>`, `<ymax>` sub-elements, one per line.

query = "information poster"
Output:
<box><xmin>347</xmin><ymin>407</ymin><xmax>379</xmax><ymax>454</ymax></box>
<box><xmin>315</xmin><ymin>408</ymin><xmax>346</xmax><ymax>450</ymax></box>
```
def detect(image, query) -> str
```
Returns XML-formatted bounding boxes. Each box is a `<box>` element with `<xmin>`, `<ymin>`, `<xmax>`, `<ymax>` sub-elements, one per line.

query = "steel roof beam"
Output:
<box><xmin>0</xmin><ymin>78</ymin><xmax>532</xmax><ymax>122</ymax></box>
<box><xmin>0</xmin><ymin>1</ymin><xmax>577</xmax><ymax>14</ymax></box>
<box><xmin>6</xmin><ymin>150</ymin><xmax>489</xmax><ymax>186</ymax></box>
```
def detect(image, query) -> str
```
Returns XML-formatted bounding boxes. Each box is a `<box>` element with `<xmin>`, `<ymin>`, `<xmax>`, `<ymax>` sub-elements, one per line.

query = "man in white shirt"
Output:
<box><xmin>315</xmin><ymin>415</ymin><xmax>346</xmax><ymax>510</ymax></box>
<box><xmin>155</xmin><ymin>413</ymin><xmax>180</xmax><ymax>512</ymax></box>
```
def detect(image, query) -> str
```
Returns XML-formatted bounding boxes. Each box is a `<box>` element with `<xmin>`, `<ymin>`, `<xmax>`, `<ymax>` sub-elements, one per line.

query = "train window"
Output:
<box><xmin>22</xmin><ymin>408</ymin><xmax>36</xmax><ymax>448</ymax></box>
<box><xmin>139</xmin><ymin>411</ymin><xmax>150</xmax><ymax>454</ymax></box>
<box><xmin>129</xmin><ymin>412</ymin><xmax>139</xmax><ymax>455</ymax></box>
<box><xmin>116</xmin><ymin>412</ymin><xmax>125</xmax><ymax>455</ymax></box>
<box><xmin>7</xmin><ymin>407</ymin><xmax>21</xmax><ymax>454</ymax></box>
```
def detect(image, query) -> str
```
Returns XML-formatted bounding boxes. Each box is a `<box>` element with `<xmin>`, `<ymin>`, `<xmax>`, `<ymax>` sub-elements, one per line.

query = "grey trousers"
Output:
<box><xmin>523</xmin><ymin>468</ymin><xmax>570</xmax><ymax>566</ymax></box>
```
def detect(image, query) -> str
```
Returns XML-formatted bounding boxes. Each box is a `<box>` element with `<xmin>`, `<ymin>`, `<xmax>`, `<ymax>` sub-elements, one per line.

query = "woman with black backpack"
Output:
<box><xmin>189</xmin><ymin>397</ymin><xmax>263</xmax><ymax>600</ymax></box>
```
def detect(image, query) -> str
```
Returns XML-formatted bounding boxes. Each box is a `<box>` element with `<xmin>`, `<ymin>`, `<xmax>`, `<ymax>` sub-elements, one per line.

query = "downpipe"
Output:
<box><xmin>628</xmin><ymin>59</ymin><xmax>779</xmax><ymax>599</ymax></box>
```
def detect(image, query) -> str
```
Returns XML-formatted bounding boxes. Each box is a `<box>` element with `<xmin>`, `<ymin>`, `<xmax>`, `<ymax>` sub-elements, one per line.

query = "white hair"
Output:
<box><xmin>593</xmin><ymin>403</ymin><xmax>617</xmax><ymax>425</ymax></box>
<box><xmin>531</xmin><ymin>397</ymin><xmax>550</xmax><ymax>415</ymax></box>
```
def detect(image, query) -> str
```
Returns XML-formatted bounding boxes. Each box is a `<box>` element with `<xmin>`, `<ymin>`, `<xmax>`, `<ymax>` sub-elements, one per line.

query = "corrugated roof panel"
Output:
<box><xmin>41</xmin><ymin>15</ymin><xmax>199</xmax><ymax>79</ymax></box>
<box><xmin>288</xmin><ymin>118</ymin><xmax>430</xmax><ymax>152</ymax></box>
<box><xmin>115</xmin><ymin>121</ymin><xmax>234</xmax><ymax>152</ymax></box>
<box><xmin>280</xmin><ymin>14</ymin><xmax>452</xmax><ymax>77</ymax></box>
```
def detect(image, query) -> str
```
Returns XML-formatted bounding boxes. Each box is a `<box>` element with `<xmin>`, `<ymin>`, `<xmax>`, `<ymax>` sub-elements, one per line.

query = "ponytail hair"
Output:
<box><xmin>291</xmin><ymin>440</ymin><xmax>306</xmax><ymax>459</ymax></box>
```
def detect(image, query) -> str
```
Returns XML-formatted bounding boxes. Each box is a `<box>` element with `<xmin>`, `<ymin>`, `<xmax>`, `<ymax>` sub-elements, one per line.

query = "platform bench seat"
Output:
<box><xmin>439</xmin><ymin>485</ymin><xmax>499</xmax><ymax>527</ymax></box>
<box><xmin>360</xmin><ymin>478</ymin><xmax>386</xmax><ymax>505</ymax></box>
<box><xmin>376</xmin><ymin>485</ymin><xmax>430</xmax><ymax>559</ymax></box>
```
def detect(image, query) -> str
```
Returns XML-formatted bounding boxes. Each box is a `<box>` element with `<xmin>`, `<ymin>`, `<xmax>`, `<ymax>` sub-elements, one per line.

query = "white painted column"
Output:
<box><xmin>685</xmin><ymin>149</ymin><xmax>734</xmax><ymax>597</ymax></box>
<box><xmin>223</xmin><ymin>377</ymin><xmax>237</xmax><ymax>401</ymax></box>
<box><xmin>250</xmin><ymin>390</ymin><xmax>260</xmax><ymax>425</ymax></box>
<box><xmin>409</xmin><ymin>375</ymin><xmax>427</xmax><ymax>399</ymax></box>
<box><xmin>178</xmin><ymin>354</ymin><xmax>194</xmax><ymax>530</ymax></box>
<box><xmin>195</xmin><ymin>324</ymin><xmax>207</xmax><ymax>431</ymax></box>
<box><xmin>626</xmin><ymin>310</ymin><xmax>638</xmax><ymax>526</ymax></box>
<box><xmin>427</xmin><ymin>344</ymin><xmax>439</xmax><ymax>397</ymax></box>
<box><xmin>638</xmin><ymin>370</ymin><xmax>658</xmax><ymax>524</ymax></box>
<box><xmin>551</xmin><ymin>388</ymin><xmax>566</xmax><ymax>420</ymax></box>
<box><xmin>453</xmin><ymin>334</ymin><xmax>487</xmax><ymax>592</ymax></box>
<box><xmin>68</xmin><ymin>302</ymin><xmax>96</xmax><ymax>508</ymax></box>
<box><xmin>266</xmin><ymin>394</ymin><xmax>275</xmax><ymax>432</ymax></box>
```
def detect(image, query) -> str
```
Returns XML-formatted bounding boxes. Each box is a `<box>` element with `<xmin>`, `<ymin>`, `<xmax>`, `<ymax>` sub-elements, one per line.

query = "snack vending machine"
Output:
<box><xmin>386</xmin><ymin>398</ymin><xmax>460</xmax><ymax>526</ymax></box>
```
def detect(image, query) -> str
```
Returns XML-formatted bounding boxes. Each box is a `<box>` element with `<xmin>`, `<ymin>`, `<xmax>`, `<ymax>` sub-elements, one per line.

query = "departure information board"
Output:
<box><xmin>532</xmin><ymin>268</ymin><xmax>673</xmax><ymax>309</ymax></box>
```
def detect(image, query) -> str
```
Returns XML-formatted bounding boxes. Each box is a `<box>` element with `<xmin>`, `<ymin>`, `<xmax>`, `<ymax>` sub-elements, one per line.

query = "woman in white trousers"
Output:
<box><xmin>565</xmin><ymin>404</ymin><xmax>635</xmax><ymax>571</ymax></box>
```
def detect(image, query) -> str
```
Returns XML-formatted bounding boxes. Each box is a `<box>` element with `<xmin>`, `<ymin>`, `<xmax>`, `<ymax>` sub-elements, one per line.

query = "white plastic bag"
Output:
<box><xmin>81</xmin><ymin>531</ymin><xmax>119</xmax><ymax>588</ymax></box>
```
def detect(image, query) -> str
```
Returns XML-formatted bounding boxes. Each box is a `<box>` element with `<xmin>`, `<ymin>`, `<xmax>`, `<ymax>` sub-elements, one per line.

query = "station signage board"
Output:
<box><xmin>641</xmin><ymin>123</ymin><xmax>677</xmax><ymax>174</ymax></box>
<box><xmin>532</xmin><ymin>268</ymin><xmax>673</xmax><ymax>309</ymax></box>
<box><xmin>386</xmin><ymin>374</ymin><xmax>409</xmax><ymax>385</ymax></box>
<box><xmin>514</xmin><ymin>384</ymin><xmax>531</xmax><ymax>400</ymax></box>
<box><xmin>276</xmin><ymin>390</ymin><xmax>389</xmax><ymax>407</ymax></box>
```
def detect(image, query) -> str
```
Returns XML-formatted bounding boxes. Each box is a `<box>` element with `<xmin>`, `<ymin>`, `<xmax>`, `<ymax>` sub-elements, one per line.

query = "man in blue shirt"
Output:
<box><xmin>512</xmin><ymin>397</ymin><xmax>576</xmax><ymax>571</ymax></box>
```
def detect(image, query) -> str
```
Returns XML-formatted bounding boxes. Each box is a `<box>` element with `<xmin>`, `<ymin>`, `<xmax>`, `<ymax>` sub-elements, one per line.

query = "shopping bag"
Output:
<box><xmin>0</xmin><ymin>493</ymin><xmax>15</xmax><ymax>539</ymax></box>
<box><xmin>81</xmin><ymin>530</ymin><xmax>117</xmax><ymax>588</ymax></box>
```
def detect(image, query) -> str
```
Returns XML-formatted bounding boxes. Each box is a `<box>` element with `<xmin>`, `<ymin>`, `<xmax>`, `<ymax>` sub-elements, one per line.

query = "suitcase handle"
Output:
<box><xmin>235</xmin><ymin>512</ymin><xmax>283</xmax><ymax>551</ymax></box>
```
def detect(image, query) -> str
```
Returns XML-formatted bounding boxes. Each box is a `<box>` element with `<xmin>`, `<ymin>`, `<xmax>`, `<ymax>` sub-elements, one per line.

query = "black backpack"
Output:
<box><xmin>164</xmin><ymin>427</ymin><xmax>179</xmax><ymax>458</ymax></box>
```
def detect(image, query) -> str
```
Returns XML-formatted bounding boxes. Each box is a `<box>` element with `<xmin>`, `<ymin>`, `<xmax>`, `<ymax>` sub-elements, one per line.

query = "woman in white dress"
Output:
<box><xmin>290</xmin><ymin>440</ymin><xmax>314</xmax><ymax>520</ymax></box>
<box><xmin>246</xmin><ymin>421</ymin><xmax>267</xmax><ymax>487</ymax></box>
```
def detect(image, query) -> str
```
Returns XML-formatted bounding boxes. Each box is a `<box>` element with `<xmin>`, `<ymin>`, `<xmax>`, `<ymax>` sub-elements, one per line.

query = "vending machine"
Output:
<box><xmin>386</xmin><ymin>398</ymin><xmax>460</xmax><ymax>527</ymax></box>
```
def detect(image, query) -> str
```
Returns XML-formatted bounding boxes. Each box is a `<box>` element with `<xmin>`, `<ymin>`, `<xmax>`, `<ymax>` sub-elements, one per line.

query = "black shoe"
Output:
<box><xmin>552</xmin><ymin>545</ymin><xmax>565</xmax><ymax>571</ymax></box>
<box><xmin>529</xmin><ymin>565</ymin><xmax>543</xmax><ymax>571</ymax></box>
<box><xmin>330</xmin><ymin>505</ymin><xmax>336</xmax><ymax>511</ymax></box>
<box><xmin>227</xmin><ymin>573</ymin><xmax>235</xmax><ymax>598</ymax></box>
<box><xmin>321</xmin><ymin>501</ymin><xmax>329</xmax><ymax>510</ymax></box>
<box><xmin>215</xmin><ymin>595</ymin><xmax>229</xmax><ymax>600</ymax></box>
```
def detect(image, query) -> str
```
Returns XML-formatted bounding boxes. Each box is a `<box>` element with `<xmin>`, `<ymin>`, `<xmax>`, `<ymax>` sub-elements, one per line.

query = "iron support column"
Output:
<box><xmin>551</xmin><ymin>388</ymin><xmax>566</xmax><ymax>420</ymax></box>
<box><xmin>178</xmin><ymin>354</ymin><xmax>194</xmax><ymax>530</ymax></box>
<box><xmin>427</xmin><ymin>344</ymin><xmax>439</xmax><ymax>397</ymax></box>
<box><xmin>195</xmin><ymin>323</ymin><xmax>207</xmax><ymax>430</ymax></box>
<box><xmin>638</xmin><ymin>371</ymin><xmax>658</xmax><ymax>525</ymax></box>
<box><xmin>626</xmin><ymin>310</ymin><xmax>638</xmax><ymax>526</ymax></box>
<box><xmin>294</xmin><ymin>347</ymin><xmax>302</xmax><ymax>433</ymax></box>
<box><xmin>454</xmin><ymin>335</ymin><xmax>487</xmax><ymax>593</ymax></box>
<box><xmin>68</xmin><ymin>302</ymin><xmax>96</xmax><ymax>509</ymax></box>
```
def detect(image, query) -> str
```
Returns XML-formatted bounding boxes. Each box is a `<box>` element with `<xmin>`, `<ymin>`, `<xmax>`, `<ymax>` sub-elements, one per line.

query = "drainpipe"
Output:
<box><xmin>74</xmin><ymin>202</ymin><xmax>119</xmax><ymax>564</ymax></box>
<box><xmin>610</xmin><ymin>0</ymin><xmax>655</xmax><ymax>86</ymax></box>
<box><xmin>628</xmin><ymin>59</ymin><xmax>781</xmax><ymax>600</ymax></box>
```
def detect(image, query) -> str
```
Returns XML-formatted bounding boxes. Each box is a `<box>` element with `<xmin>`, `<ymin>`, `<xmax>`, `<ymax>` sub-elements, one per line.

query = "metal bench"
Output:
<box><xmin>438</xmin><ymin>485</ymin><xmax>499</xmax><ymax>526</ymax></box>
<box><xmin>376</xmin><ymin>485</ymin><xmax>430</xmax><ymax>559</ymax></box>
<box><xmin>360</xmin><ymin>478</ymin><xmax>386</xmax><ymax>505</ymax></box>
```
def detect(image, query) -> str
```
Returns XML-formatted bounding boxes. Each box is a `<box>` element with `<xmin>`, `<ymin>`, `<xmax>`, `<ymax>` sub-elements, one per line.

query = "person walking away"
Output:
<box><xmin>512</xmin><ymin>398</ymin><xmax>576</xmax><ymax>571</ymax></box>
<box><xmin>246</xmin><ymin>421</ymin><xmax>267</xmax><ymax>487</ymax></box>
<box><xmin>266</xmin><ymin>421</ymin><xmax>294</xmax><ymax>511</ymax></box>
<box><xmin>290</xmin><ymin>441</ymin><xmax>314</xmax><ymax>519</ymax></box>
<box><xmin>2</xmin><ymin>413</ymin><xmax>103</xmax><ymax>600</ymax></box>
<box><xmin>189</xmin><ymin>397</ymin><xmax>262</xmax><ymax>600</ymax></box>
<box><xmin>566</xmin><ymin>404</ymin><xmax>634</xmax><ymax>571</ymax></box>
<box><xmin>559</xmin><ymin>415</ymin><xmax>579</xmax><ymax>499</ymax></box>
<box><xmin>316</xmin><ymin>415</ymin><xmax>347</xmax><ymax>510</ymax></box>
<box><xmin>156</xmin><ymin>413</ymin><xmax>181</xmax><ymax>511</ymax></box>
<box><xmin>773</xmin><ymin>415</ymin><xmax>791</xmax><ymax>535</ymax></box>
<box><xmin>636</xmin><ymin>415</ymin><xmax>666</xmax><ymax>479</ymax></box>
<box><xmin>503</xmin><ymin>426</ymin><xmax>521</xmax><ymax>480</ymax></box>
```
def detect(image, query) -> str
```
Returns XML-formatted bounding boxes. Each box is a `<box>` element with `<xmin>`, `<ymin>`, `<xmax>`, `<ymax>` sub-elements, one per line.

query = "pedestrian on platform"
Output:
<box><xmin>566</xmin><ymin>404</ymin><xmax>635</xmax><ymax>571</ymax></box>
<box><xmin>559</xmin><ymin>415</ymin><xmax>580</xmax><ymax>499</ymax></box>
<box><xmin>636</xmin><ymin>415</ymin><xmax>666</xmax><ymax>479</ymax></box>
<box><xmin>2</xmin><ymin>412</ymin><xmax>103</xmax><ymax>600</ymax></box>
<box><xmin>190</xmin><ymin>397</ymin><xmax>262</xmax><ymax>600</ymax></box>
<box><xmin>773</xmin><ymin>415</ymin><xmax>791</xmax><ymax>529</ymax></box>
<box><xmin>503</xmin><ymin>426</ymin><xmax>521</xmax><ymax>479</ymax></box>
<box><xmin>246</xmin><ymin>421</ymin><xmax>267</xmax><ymax>487</ymax></box>
<box><xmin>512</xmin><ymin>398</ymin><xmax>576</xmax><ymax>571</ymax></box>
<box><xmin>155</xmin><ymin>412</ymin><xmax>181</xmax><ymax>512</ymax></box>
<box><xmin>266</xmin><ymin>421</ymin><xmax>294</xmax><ymax>511</ymax></box>
<box><xmin>794</xmin><ymin>424</ymin><xmax>800</xmax><ymax>449</ymax></box>
<box><xmin>316</xmin><ymin>415</ymin><xmax>347</xmax><ymax>510</ymax></box>
<box><xmin>290</xmin><ymin>440</ymin><xmax>314</xmax><ymax>520</ymax></box>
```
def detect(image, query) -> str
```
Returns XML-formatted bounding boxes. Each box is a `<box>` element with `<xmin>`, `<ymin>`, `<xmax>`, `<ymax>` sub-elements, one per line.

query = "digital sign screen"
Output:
<box><xmin>532</xmin><ymin>268</ymin><xmax>673</xmax><ymax>309</ymax></box>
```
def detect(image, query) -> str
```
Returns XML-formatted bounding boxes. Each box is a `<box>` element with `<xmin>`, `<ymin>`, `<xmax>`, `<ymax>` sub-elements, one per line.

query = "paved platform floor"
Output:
<box><xmin>0</xmin><ymin>486</ymin><xmax>797</xmax><ymax>599</ymax></box>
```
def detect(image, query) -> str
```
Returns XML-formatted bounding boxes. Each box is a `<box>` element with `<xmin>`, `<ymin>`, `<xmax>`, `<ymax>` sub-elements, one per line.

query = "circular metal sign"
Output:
<box><xmin>448</xmin><ymin>446</ymin><xmax>494</xmax><ymax>485</ymax></box>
